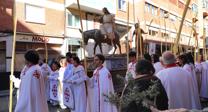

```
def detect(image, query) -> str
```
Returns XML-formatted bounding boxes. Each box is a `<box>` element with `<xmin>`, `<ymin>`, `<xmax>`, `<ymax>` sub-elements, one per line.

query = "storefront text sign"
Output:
<box><xmin>16</xmin><ymin>34</ymin><xmax>63</xmax><ymax>44</ymax></box>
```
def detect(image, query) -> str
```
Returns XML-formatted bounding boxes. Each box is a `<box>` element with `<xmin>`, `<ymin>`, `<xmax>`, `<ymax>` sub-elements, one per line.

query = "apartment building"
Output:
<box><xmin>133</xmin><ymin>0</ymin><xmax>201</xmax><ymax>55</ymax></box>
<box><xmin>0</xmin><ymin>0</ymin><xmax>205</xmax><ymax>72</ymax></box>
<box><xmin>66</xmin><ymin>0</ymin><xmax>204</xmax><ymax>56</ymax></box>
<box><xmin>0</xmin><ymin>0</ymin><xmax>65</xmax><ymax>72</ymax></box>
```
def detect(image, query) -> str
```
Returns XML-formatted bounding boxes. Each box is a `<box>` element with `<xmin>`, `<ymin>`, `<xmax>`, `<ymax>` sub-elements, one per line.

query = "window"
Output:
<box><xmin>145</xmin><ymin>3</ymin><xmax>150</xmax><ymax>12</ymax></box>
<box><xmin>161</xmin><ymin>32</ymin><xmax>169</xmax><ymax>37</ymax></box>
<box><xmin>192</xmin><ymin>3</ymin><xmax>198</xmax><ymax>13</ymax></box>
<box><xmin>118</xmin><ymin>0</ymin><xmax>126</xmax><ymax>11</ymax></box>
<box><xmin>148</xmin><ymin>30</ymin><xmax>158</xmax><ymax>36</ymax></box>
<box><xmin>160</xmin><ymin>9</ymin><xmax>165</xmax><ymax>17</ymax></box>
<box><xmin>68</xmin><ymin>14</ymin><xmax>80</xmax><ymax>27</ymax></box>
<box><xmin>203</xmin><ymin>0</ymin><xmax>208</xmax><ymax>8</ymax></box>
<box><xmin>25</xmin><ymin>4</ymin><xmax>45</xmax><ymax>23</ymax></box>
<box><xmin>169</xmin><ymin>14</ymin><xmax>177</xmax><ymax>22</ymax></box>
<box><xmin>145</xmin><ymin>3</ymin><xmax>157</xmax><ymax>16</ymax></box>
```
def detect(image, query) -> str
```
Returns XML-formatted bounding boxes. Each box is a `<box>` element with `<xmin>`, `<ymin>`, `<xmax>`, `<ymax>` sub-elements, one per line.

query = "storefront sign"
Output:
<box><xmin>16</xmin><ymin>34</ymin><xmax>63</xmax><ymax>44</ymax></box>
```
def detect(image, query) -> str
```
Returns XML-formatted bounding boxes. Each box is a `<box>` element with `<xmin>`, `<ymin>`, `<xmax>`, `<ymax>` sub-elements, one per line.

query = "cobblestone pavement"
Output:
<box><xmin>0</xmin><ymin>90</ymin><xmax>70</xmax><ymax>112</ymax></box>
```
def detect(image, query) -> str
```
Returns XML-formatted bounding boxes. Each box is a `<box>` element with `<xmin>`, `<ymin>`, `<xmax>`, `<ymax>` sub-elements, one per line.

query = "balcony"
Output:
<box><xmin>66</xmin><ymin>0</ymin><xmax>116</xmax><ymax>14</ymax></box>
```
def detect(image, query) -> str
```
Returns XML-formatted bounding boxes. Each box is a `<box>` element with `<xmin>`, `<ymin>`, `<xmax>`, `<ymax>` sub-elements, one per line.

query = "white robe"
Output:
<box><xmin>154</xmin><ymin>62</ymin><xmax>164</xmax><ymax>74</ymax></box>
<box><xmin>12</xmin><ymin>66</ymin><xmax>27</xmax><ymax>100</ymax></box>
<box><xmin>41</xmin><ymin>63</ymin><xmax>52</xmax><ymax>101</ymax></box>
<box><xmin>48</xmin><ymin>70</ymin><xmax>60</xmax><ymax>101</ymax></box>
<box><xmin>195</xmin><ymin>62</ymin><xmax>203</xmax><ymax>92</ymax></box>
<box><xmin>200</xmin><ymin>62</ymin><xmax>208</xmax><ymax>98</ymax></box>
<box><xmin>87</xmin><ymin>66</ymin><xmax>118</xmax><ymax>112</ymax></box>
<box><xmin>183</xmin><ymin>64</ymin><xmax>199</xmax><ymax>94</ymax></box>
<box><xmin>70</xmin><ymin>65</ymin><xmax>88</xmax><ymax>112</ymax></box>
<box><xmin>156</xmin><ymin>66</ymin><xmax>201</xmax><ymax>109</ymax></box>
<box><xmin>125</xmin><ymin>62</ymin><xmax>136</xmax><ymax>81</ymax></box>
<box><xmin>15</xmin><ymin>65</ymin><xmax>48</xmax><ymax>112</ymax></box>
<box><xmin>63</xmin><ymin>64</ymin><xmax>74</xmax><ymax>108</ymax></box>
<box><xmin>58</xmin><ymin>67</ymin><xmax>66</xmax><ymax>108</ymax></box>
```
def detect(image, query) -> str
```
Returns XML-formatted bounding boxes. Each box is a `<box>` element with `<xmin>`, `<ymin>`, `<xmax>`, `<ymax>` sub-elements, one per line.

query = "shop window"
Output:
<box><xmin>25</xmin><ymin>4</ymin><xmax>45</xmax><ymax>23</ymax></box>
<box><xmin>68</xmin><ymin>14</ymin><xmax>80</xmax><ymax>28</ymax></box>
<box><xmin>118</xmin><ymin>0</ymin><xmax>126</xmax><ymax>11</ymax></box>
<box><xmin>0</xmin><ymin>42</ymin><xmax>6</xmax><ymax>72</ymax></box>
<box><xmin>69</xmin><ymin>45</ymin><xmax>80</xmax><ymax>56</ymax></box>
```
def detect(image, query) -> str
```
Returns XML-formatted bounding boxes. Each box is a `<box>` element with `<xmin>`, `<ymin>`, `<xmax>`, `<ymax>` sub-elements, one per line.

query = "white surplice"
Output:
<box><xmin>154</xmin><ymin>62</ymin><xmax>164</xmax><ymax>74</ymax></box>
<box><xmin>200</xmin><ymin>62</ymin><xmax>208</xmax><ymax>98</ymax></box>
<box><xmin>156</xmin><ymin>66</ymin><xmax>201</xmax><ymax>110</ymax></box>
<box><xmin>48</xmin><ymin>70</ymin><xmax>60</xmax><ymax>101</ymax></box>
<box><xmin>15</xmin><ymin>65</ymin><xmax>48</xmax><ymax>112</ymax></box>
<box><xmin>183</xmin><ymin>64</ymin><xmax>199</xmax><ymax>94</ymax></box>
<box><xmin>69</xmin><ymin>65</ymin><xmax>88</xmax><ymax>112</ymax></box>
<box><xmin>63</xmin><ymin>64</ymin><xmax>74</xmax><ymax>109</ymax></box>
<box><xmin>195</xmin><ymin>62</ymin><xmax>203</xmax><ymax>92</ymax></box>
<box><xmin>125</xmin><ymin>61</ymin><xmax>136</xmax><ymax>81</ymax></box>
<box><xmin>58</xmin><ymin>67</ymin><xmax>66</xmax><ymax>108</ymax></box>
<box><xmin>41</xmin><ymin>63</ymin><xmax>52</xmax><ymax>101</ymax></box>
<box><xmin>87</xmin><ymin>66</ymin><xmax>118</xmax><ymax>112</ymax></box>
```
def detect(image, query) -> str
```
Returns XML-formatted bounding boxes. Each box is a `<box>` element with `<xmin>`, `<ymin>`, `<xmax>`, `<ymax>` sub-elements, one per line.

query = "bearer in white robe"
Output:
<box><xmin>67</xmin><ymin>57</ymin><xmax>88</xmax><ymax>112</ymax></box>
<box><xmin>156</xmin><ymin>51</ymin><xmax>201</xmax><ymax>110</ymax></box>
<box><xmin>152</xmin><ymin>54</ymin><xmax>164</xmax><ymax>74</ymax></box>
<box><xmin>14</xmin><ymin>50</ymin><xmax>48</xmax><ymax>112</ymax></box>
<box><xmin>200</xmin><ymin>61</ymin><xmax>208</xmax><ymax>98</ymax></box>
<box><xmin>195</xmin><ymin>58</ymin><xmax>203</xmax><ymax>92</ymax></box>
<box><xmin>58</xmin><ymin>57</ymin><xmax>68</xmax><ymax>109</ymax></box>
<box><xmin>87</xmin><ymin>54</ymin><xmax>117</xmax><ymax>112</ymax></box>
<box><xmin>183</xmin><ymin>64</ymin><xmax>199</xmax><ymax>93</ymax></box>
<box><xmin>48</xmin><ymin>61</ymin><xmax>60</xmax><ymax>105</ymax></box>
<box><xmin>40</xmin><ymin>61</ymin><xmax>52</xmax><ymax>101</ymax></box>
<box><xmin>10</xmin><ymin>66</ymin><xmax>27</xmax><ymax>100</ymax></box>
<box><xmin>125</xmin><ymin>51</ymin><xmax>137</xmax><ymax>81</ymax></box>
<box><xmin>182</xmin><ymin>53</ymin><xmax>199</xmax><ymax>94</ymax></box>
<box><xmin>63</xmin><ymin>52</ymin><xmax>75</xmax><ymax>109</ymax></box>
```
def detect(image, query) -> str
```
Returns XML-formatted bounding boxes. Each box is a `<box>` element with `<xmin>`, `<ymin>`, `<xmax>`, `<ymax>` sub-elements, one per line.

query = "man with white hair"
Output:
<box><xmin>156</xmin><ymin>51</ymin><xmax>201</xmax><ymax>110</ymax></box>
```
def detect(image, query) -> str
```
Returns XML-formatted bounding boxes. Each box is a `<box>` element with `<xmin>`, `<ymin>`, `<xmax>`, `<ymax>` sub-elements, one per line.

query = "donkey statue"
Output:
<box><xmin>80</xmin><ymin>29</ymin><xmax>121</xmax><ymax>55</ymax></box>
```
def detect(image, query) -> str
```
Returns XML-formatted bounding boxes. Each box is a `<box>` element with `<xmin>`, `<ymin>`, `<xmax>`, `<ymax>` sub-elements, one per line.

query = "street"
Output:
<box><xmin>0</xmin><ymin>90</ymin><xmax>70</xmax><ymax>112</ymax></box>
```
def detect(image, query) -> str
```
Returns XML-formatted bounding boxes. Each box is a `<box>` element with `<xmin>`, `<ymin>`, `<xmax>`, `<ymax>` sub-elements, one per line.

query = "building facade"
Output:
<box><xmin>0</xmin><ymin>0</ymin><xmax>65</xmax><ymax>72</ymax></box>
<box><xmin>0</xmin><ymin>0</ymin><xmax>206</xmax><ymax>72</ymax></box>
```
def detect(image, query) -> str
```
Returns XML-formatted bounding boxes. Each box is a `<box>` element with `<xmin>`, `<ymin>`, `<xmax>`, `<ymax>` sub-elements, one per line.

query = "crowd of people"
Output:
<box><xmin>126</xmin><ymin>51</ymin><xmax>208</xmax><ymax>111</ymax></box>
<box><xmin>10</xmin><ymin>49</ymin><xmax>208</xmax><ymax>112</ymax></box>
<box><xmin>11</xmin><ymin>50</ymin><xmax>117</xmax><ymax>112</ymax></box>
